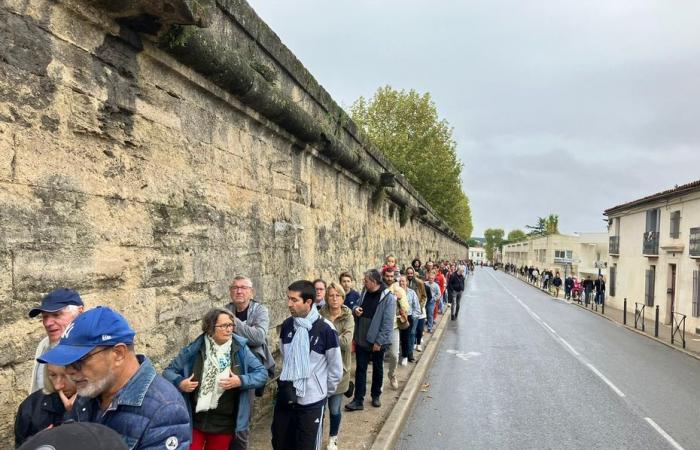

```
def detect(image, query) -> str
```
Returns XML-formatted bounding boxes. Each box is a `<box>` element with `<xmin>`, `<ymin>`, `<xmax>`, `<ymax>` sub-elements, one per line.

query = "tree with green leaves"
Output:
<box><xmin>351</xmin><ymin>86</ymin><xmax>473</xmax><ymax>240</ymax></box>
<box><xmin>484</xmin><ymin>228</ymin><xmax>505</xmax><ymax>262</ymax></box>
<box><xmin>545</xmin><ymin>214</ymin><xmax>559</xmax><ymax>235</ymax></box>
<box><xmin>507</xmin><ymin>229</ymin><xmax>527</xmax><ymax>242</ymax></box>
<box><xmin>526</xmin><ymin>215</ymin><xmax>559</xmax><ymax>236</ymax></box>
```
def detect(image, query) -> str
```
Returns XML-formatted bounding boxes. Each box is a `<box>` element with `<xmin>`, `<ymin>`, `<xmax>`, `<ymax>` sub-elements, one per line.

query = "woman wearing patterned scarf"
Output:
<box><xmin>163</xmin><ymin>308</ymin><xmax>268</xmax><ymax>450</ymax></box>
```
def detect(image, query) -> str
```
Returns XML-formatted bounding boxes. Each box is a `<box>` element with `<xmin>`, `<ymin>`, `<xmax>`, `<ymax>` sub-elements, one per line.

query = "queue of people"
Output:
<box><xmin>15</xmin><ymin>256</ymin><xmax>471</xmax><ymax>450</ymax></box>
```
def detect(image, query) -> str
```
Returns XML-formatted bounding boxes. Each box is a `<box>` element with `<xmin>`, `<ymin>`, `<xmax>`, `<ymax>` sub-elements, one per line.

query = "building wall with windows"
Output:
<box><xmin>502</xmin><ymin>233</ymin><xmax>607</xmax><ymax>279</ymax></box>
<box><xmin>605</xmin><ymin>181</ymin><xmax>700</xmax><ymax>332</ymax></box>
<box><xmin>469</xmin><ymin>246</ymin><xmax>487</xmax><ymax>264</ymax></box>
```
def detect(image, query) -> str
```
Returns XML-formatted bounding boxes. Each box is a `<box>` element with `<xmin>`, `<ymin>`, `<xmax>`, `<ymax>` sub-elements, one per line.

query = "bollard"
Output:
<box><xmin>602</xmin><ymin>299</ymin><xmax>605</xmax><ymax>315</ymax></box>
<box><xmin>623</xmin><ymin>298</ymin><xmax>627</xmax><ymax>325</ymax></box>
<box><xmin>655</xmin><ymin>305</ymin><xmax>659</xmax><ymax>337</ymax></box>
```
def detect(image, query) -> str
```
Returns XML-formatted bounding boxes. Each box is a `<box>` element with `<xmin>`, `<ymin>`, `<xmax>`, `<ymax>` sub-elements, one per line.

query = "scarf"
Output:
<box><xmin>280</xmin><ymin>305</ymin><xmax>319</xmax><ymax>398</ymax></box>
<box><xmin>195</xmin><ymin>335</ymin><xmax>232</xmax><ymax>413</ymax></box>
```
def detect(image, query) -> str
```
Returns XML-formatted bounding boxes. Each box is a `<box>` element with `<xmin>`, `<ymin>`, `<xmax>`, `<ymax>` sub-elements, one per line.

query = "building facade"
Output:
<box><xmin>469</xmin><ymin>246</ymin><xmax>487</xmax><ymax>264</ymax></box>
<box><xmin>502</xmin><ymin>233</ymin><xmax>608</xmax><ymax>279</ymax></box>
<box><xmin>605</xmin><ymin>180</ymin><xmax>700</xmax><ymax>332</ymax></box>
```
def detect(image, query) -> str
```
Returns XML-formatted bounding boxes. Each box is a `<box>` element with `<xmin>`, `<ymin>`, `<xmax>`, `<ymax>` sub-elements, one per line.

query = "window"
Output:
<box><xmin>610</xmin><ymin>265</ymin><xmax>616</xmax><ymax>297</ymax></box>
<box><xmin>670</xmin><ymin>211</ymin><xmax>681</xmax><ymax>239</ymax></box>
<box><xmin>554</xmin><ymin>250</ymin><xmax>573</xmax><ymax>261</ymax></box>
<box><xmin>690</xmin><ymin>227</ymin><xmax>700</xmax><ymax>258</ymax></box>
<box><xmin>643</xmin><ymin>208</ymin><xmax>660</xmax><ymax>255</ymax></box>
<box><xmin>645</xmin><ymin>266</ymin><xmax>656</xmax><ymax>306</ymax></box>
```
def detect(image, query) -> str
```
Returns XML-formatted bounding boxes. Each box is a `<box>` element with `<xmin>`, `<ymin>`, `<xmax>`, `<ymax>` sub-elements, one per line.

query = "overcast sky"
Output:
<box><xmin>247</xmin><ymin>0</ymin><xmax>700</xmax><ymax>237</ymax></box>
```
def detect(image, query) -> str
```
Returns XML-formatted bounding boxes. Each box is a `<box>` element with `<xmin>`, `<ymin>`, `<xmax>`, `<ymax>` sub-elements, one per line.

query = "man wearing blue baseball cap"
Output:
<box><xmin>28</xmin><ymin>288</ymin><xmax>84</xmax><ymax>394</ymax></box>
<box><xmin>38</xmin><ymin>306</ymin><xmax>191</xmax><ymax>450</ymax></box>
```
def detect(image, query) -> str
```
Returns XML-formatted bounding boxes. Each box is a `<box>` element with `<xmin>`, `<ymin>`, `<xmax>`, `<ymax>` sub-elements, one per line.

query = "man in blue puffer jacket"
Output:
<box><xmin>38</xmin><ymin>307</ymin><xmax>191</xmax><ymax>450</ymax></box>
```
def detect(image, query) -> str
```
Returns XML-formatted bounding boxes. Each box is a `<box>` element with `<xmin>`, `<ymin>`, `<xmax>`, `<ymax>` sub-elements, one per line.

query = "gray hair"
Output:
<box><xmin>364</xmin><ymin>269</ymin><xmax>382</xmax><ymax>285</ymax></box>
<box><xmin>201</xmin><ymin>308</ymin><xmax>235</xmax><ymax>336</ymax></box>
<box><xmin>230</xmin><ymin>275</ymin><xmax>253</xmax><ymax>288</ymax></box>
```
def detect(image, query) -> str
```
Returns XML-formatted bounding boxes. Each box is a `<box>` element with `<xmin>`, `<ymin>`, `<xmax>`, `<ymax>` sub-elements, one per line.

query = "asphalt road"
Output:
<box><xmin>396</xmin><ymin>268</ymin><xmax>700</xmax><ymax>450</ymax></box>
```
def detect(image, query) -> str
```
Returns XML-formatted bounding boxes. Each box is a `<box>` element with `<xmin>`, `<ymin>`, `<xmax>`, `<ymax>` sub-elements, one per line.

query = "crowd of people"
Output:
<box><xmin>14</xmin><ymin>256</ymin><xmax>472</xmax><ymax>450</ymax></box>
<box><xmin>504</xmin><ymin>264</ymin><xmax>606</xmax><ymax>305</ymax></box>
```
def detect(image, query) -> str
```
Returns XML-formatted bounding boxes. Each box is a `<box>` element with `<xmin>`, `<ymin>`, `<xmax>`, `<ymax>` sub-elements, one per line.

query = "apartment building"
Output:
<box><xmin>469</xmin><ymin>246</ymin><xmax>487</xmax><ymax>264</ymax></box>
<box><xmin>604</xmin><ymin>179</ymin><xmax>700</xmax><ymax>332</ymax></box>
<box><xmin>502</xmin><ymin>233</ymin><xmax>608</xmax><ymax>279</ymax></box>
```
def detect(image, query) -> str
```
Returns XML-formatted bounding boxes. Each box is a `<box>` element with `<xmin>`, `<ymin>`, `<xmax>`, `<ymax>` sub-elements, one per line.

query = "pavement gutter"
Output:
<box><xmin>369</xmin><ymin>311</ymin><xmax>451</xmax><ymax>450</ymax></box>
<box><xmin>504</xmin><ymin>272</ymin><xmax>700</xmax><ymax>363</ymax></box>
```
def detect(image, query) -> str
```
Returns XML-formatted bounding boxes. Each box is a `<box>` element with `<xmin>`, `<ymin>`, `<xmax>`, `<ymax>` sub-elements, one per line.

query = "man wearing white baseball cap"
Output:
<box><xmin>38</xmin><ymin>306</ymin><xmax>191</xmax><ymax>450</ymax></box>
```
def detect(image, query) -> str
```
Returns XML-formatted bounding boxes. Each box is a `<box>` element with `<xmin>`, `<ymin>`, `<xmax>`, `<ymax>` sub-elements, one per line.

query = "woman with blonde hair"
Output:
<box><xmin>319</xmin><ymin>282</ymin><xmax>354</xmax><ymax>450</ymax></box>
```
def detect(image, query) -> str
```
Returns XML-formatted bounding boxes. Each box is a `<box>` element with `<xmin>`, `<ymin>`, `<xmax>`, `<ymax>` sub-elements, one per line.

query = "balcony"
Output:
<box><xmin>609</xmin><ymin>236</ymin><xmax>620</xmax><ymax>255</ymax></box>
<box><xmin>690</xmin><ymin>227</ymin><xmax>700</xmax><ymax>258</ymax></box>
<box><xmin>643</xmin><ymin>231</ymin><xmax>659</xmax><ymax>256</ymax></box>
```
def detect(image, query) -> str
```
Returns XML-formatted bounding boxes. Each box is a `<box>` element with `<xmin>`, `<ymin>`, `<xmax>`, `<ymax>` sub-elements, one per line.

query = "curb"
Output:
<box><xmin>504</xmin><ymin>273</ymin><xmax>700</xmax><ymax>363</ymax></box>
<box><xmin>369</xmin><ymin>311</ymin><xmax>450</xmax><ymax>450</ymax></box>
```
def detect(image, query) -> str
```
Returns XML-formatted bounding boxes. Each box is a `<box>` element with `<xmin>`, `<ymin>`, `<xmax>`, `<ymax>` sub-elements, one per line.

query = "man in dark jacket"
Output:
<box><xmin>564</xmin><ymin>276</ymin><xmax>574</xmax><ymax>300</ymax></box>
<box><xmin>38</xmin><ymin>307</ymin><xmax>191</xmax><ymax>450</ymax></box>
<box><xmin>448</xmin><ymin>267</ymin><xmax>465</xmax><ymax>320</ymax></box>
<box><xmin>594</xmin><ymin>275</ymin><xmax>606</xmax><ymax>305</ymax></box>
<box><xmin>583</xmin><ymin>276</ymin><xmax>595</xmax><ymax>305</ymax></box>
<box><xmin>346</xmin><ymin>269</ymin><xmax>396</xmax><ymax>410</ymax></box>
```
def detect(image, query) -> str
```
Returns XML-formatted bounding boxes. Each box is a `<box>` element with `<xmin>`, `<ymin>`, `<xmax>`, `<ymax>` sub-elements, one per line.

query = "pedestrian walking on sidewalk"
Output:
<box><xmin>318</xmin><ymin>282</ymin><xmax>354</xmax><ymax>450</ymax></box>
<box><xmin>553</xmin><ymin>272</ymin><xmax>562</xmax><ymax>298</ymax></box>
<box><xmin>448</xmin><ymin>267</ymin><xmax>465</xmax><ymax>320</ymax></box>
<box><xmin>594</xmin><ymin>275</ymin><xmax>606</xmax><ymax>305</ymax></box>
<box><xmin>346</xmin><ymin>269</ymin><xmax>396</xmax><ymax>411</ymax></box>
<box><xmin>271</xmin><ymin>280</ymin><xmax>343</xmax><ymax>450</ymax></box>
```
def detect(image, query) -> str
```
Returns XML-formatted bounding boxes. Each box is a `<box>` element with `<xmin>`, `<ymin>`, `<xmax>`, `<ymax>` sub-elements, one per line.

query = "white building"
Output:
<box><xmin>605</xmin><ymin>180</ymin><xmax>700</xmax><ymax>332</ymax></box>
<box><xmin>469</xmin><ymin>246</ymin><xmax>487</xmax><ymax>264</ymax></box>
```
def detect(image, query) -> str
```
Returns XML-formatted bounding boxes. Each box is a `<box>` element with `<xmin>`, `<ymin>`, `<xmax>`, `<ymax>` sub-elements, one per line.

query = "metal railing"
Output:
<box><xmin>671</xmin><ymin>311</ymin><xmax>686</xmax><ymax>349</ymax></box>
<box><xmin>635</xmin><ymin>303</ymin><xmax>645</xmax><ymax>332</ymax></box>
<box><xmin>609</xmin><ymin>236</ymin><xmax>620</xmax><ymax>254</ymax></box>
<box><xmin>643</xmin><ymin>231</ymin><xmax>659</xmax><ymax>255</ymax></box>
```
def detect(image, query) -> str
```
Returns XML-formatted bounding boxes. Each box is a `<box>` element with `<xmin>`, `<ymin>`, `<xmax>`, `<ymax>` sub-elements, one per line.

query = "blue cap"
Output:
<box><xmin>29</xmin><ymin>288</ymin><xmax>84</xmax><ymax>318</ymax></box>
<box><xmin>37</xmin><ymin>307</ymin><xmax>136</xmax><ymax>366</ymax></box>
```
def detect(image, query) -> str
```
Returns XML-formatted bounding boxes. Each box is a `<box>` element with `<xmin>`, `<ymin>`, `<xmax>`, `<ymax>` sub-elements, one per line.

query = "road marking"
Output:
<box><xmin>645</xmin><ymin>418</ymin><xmax>685</xmax><ymax>450</ymax></box>
<box><xmin>559</xmin><ymin>337</ymin><xmax>580</xmax><ymax>356</ymax></box>
<box><xmin>586</xmin><ymin>363</ymin><xmax>625</xmax><ymax>397</ymax></box>
<box><xmin>531</xmin><ymin>312</ymin><xmax>541</xmax><ymax>321</ymax></box>
<box><xmin>542</xmin><ymin>322</ymin><xmax>556</xmax><ymax>334</ymax></box>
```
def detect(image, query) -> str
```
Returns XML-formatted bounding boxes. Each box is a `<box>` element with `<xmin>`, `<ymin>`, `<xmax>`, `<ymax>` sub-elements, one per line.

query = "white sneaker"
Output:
<box><xmin>400</xmin><ymin>357</ymin><xmax>408</xmax><ymax>366</ymax></box>
<box><xmin>390</xmin><ymin>375</ymin><xmax>398</xmax><ymax>389</ymax></box>
<box><xmin>327</xmin><ymin>436</ymin><xmax>338</xmax><ymax>450</ymax></box>
<box><xmin>415</xmin><ymin>344</ymin><xmax>422</xmax><ymax>352</ymax></box>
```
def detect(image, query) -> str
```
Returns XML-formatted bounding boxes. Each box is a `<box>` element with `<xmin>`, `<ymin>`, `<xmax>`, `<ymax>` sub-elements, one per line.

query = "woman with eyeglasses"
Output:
<box><xmin>163</xmin><ymin>308</ymin><xmax>268</xmax><ymax>450</ymax></box>
<box><xmin>14</xmin><ymin>364</ymin><xmax>77</xmax><ymax>447</ymax></box>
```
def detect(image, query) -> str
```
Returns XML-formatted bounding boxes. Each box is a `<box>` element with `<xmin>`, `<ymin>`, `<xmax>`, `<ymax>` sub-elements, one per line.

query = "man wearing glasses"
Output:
<box><xmin>37</xmin><ymin>306</ymin><xmax>191</xmax><ymax>450</ymax></box>
<box><xmin>225</xmin><ymin>276</ymin><xmax>274</xmax><ymax>450</ymax></box>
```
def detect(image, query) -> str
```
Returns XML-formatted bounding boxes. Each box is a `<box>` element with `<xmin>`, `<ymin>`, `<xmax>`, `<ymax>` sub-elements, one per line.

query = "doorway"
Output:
<box><xmin>666</xmin><ymin>264</ymin><xmax>677</xmax><ymax>324</ymax></box>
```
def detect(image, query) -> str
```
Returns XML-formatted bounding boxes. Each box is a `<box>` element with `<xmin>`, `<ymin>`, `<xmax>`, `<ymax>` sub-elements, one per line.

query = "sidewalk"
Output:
<box><xmin>505</xmin><ymin>272</ymin><xmax>700</xmax><ymax>359</ymax></box>
<box><xmin>249</xmin><ymin>311</ymin><xmax>450</xmax><ymax>450</ymax></box>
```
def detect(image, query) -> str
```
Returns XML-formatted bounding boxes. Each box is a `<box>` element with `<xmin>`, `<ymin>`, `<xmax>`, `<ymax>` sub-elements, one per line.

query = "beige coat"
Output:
<box><xmin>319</xmin><ymin>304</ymin><xmax>354</xmax><ymax>395</ymax></box>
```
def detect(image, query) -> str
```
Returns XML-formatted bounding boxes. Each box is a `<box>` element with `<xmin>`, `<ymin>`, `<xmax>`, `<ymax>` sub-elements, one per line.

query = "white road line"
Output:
<box><xmin>531</xmin><ymin>312</ymin><xmax>541</xmax><ymax>321</ymax></box>
<box><xmin>645</xmin><ymin>418</ymin><xmax>685</xmax><ymax>450</ymax></box>
<box><xmin>586</xmin><ymin>363</ymin><xmax>625</xmax><ymax>397</ymax></box>
<box><xmin>559</xmin><ymin>337</ymin><xmax>580</xmax><ymax>356</ymax></box>
<box><xmin>542</xmin><ymin>322</ymin><xmax>556</xmax><ymax>334</ymax></box>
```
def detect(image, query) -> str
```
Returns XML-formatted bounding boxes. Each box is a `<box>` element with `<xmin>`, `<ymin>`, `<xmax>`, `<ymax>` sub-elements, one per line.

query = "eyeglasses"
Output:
<box><xmin>69</xmin><ymin>347</ymin><xmax>112</xmax><ymax>371</ymax></box>
<box><xmin>230</xmin><ymin>286</ymin><xmax>251</xmax><ymax>291</ymax></box>
<box><xmin>214</xmin><ymin>323</ymin><xmax>235</xmax><ymax>330</ymax></box>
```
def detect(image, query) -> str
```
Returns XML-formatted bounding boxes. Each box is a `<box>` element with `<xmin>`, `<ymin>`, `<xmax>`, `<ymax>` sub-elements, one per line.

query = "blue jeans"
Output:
<box><xmin>425</xmin><ymin>299</ymin><xmax>435</xmax><ymax>331</ymax></box>
<box><xmin>327</xmin><ymin>394</ymin><xmax>343</xmax><ymax>436</ymax></box>
<box><xmin>354</xmin><ymin>346</ymin><xmax>385</xmax><ymax>402</ymax></box>
<box><xmin>408</xmin><ymin>316</ymin><xmax>418</xmax><ymax>357</ymax></box>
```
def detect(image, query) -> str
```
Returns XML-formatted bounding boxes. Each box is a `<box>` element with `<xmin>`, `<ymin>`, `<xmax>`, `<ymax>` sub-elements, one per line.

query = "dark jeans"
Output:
<box><xmin>271</xmin><ymin>401</ymin><xmax>324</xmax><ymax>450</ymax></box>
<box><xmin>399</xmin><ymin>316</ymin><xmax>413</xmax><ymax>359</ymax></box>
<box><xmin>450</xmin><ymin>291</ymin><xmax>463</xmax><ymax>319</ymax></box>
<box><xmin>595</xmin><ymin>292</ymin><xmax>604</xmax><ymax>305</ymax></box>
<box><xmin>354</xmin><ymin>346</ymin><xmax>385</xmax><ymax>403</ymax></box>
<box><xmin>415</xmin><ymin>318</ymin><xmax>425</xmax><ymax>345</ymax></box>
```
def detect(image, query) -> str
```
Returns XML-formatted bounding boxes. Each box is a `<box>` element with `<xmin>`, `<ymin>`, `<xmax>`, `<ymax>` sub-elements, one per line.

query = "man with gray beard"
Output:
<box><xmin>38</xmin><ymin>306</ymin><xmax>191</xmax><ymax>450</ymax></box>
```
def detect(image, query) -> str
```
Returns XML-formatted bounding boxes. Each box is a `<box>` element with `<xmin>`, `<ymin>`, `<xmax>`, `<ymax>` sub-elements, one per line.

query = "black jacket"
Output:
<box><xmin>448</xmin><ymin>273</ymin><xmax>465</xmax><ymax>292</ymax></box>
<box><xmin>14</xmin><ymin>390</ymin><xmax>65</xmax><ymax>447</ymax></box>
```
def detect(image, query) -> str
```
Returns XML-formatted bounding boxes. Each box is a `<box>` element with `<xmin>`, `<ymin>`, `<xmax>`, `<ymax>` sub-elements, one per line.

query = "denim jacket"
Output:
<box><xmin>69</xmin><ymin>356</ymin><xmax>191</xmax><ymax>450</ymax></box>
<box><xmin>162</xmin><ymin>334</ymin><xmax>268</xmax><ymax>432</ymax></box>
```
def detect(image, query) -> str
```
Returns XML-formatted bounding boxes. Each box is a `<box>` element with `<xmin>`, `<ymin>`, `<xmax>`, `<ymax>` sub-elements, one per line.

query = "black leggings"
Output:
<box><xmin>399</xmin><ymin>316</ymin><xmax>413</xmax><ymax>358</ymax></box>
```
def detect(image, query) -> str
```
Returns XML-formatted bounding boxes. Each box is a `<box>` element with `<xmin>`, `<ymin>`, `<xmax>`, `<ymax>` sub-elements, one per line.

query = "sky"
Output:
<box><xmin>246</xmin><ymin>0</ymin><xmax>700</xmax><ymax>237</ymax></box>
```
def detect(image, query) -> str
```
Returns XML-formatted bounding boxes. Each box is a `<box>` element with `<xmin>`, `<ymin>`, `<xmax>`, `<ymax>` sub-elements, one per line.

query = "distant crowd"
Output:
<box><xmin>14</xmin><ymin>255</ymin><xmax>473</xmax><ymax>450</ymax></box>
<box><xmin>503</xmin><ymin>264</ymin><xmax>606</xmax><ymax>305</ymax></box>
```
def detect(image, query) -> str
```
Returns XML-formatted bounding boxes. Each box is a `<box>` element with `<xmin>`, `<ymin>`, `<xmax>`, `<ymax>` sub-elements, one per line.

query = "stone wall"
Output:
<box><xmin>0</xmin><ymin>0</ymin><xmax>467</xmax><ymax>443</ymax></box>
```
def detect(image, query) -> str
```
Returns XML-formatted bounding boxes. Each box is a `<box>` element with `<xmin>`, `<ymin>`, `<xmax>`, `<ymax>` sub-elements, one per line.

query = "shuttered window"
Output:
<box><xmin>645</xmin><ymin>267</ymin><xmax>655</xmax><ymax>306</ymax></box>
<box><xmin>670</xmin><ymin>211</ymin><xmax>681</xmax><ymax>238</ymax></box>
<box><xmin>609</xmin><ymin>265</ymin><xmax>616</xmax><ymax>297</ymax></box>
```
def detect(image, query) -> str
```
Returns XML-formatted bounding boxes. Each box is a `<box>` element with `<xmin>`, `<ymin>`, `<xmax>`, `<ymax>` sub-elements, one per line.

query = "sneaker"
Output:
<box><xmin>408</xmin><ymin>358</ymin><xmax>416</xmax><ymax>363</ymax></box>
<box><xmin>400</xmin><ymin>357</ymin><xmax>408</xmax><ymax>366</ymax></box>
<box><xmin>327</xmin><ymin>436</ymin><xmax>338</xmax><ymax>450</ymax></box>
<box><xmin>389</xmin><ymin>375</ymin><xmax>398</xmax><ymax>389</ymax></box>
<box><xmin>345</xmin><ymin>401</ymin><xmax>364</xmax><ymax>411</ymax></box>
<box><xmin>415</xmin><ymin>344</ymin><xmax>422</xmax><ymax>352</ymax></box>
<box><xmin>372</xmin><ymin>397</ymin><xmax>382</xmax><ymax>407</ymax></box>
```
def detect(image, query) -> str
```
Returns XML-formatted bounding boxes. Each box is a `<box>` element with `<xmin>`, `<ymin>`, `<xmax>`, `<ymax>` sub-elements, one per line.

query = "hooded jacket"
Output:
<box><xmin>353</xmin><ymin>287</ymin><xmax>396</xmax><ymax>347</ymax></box>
